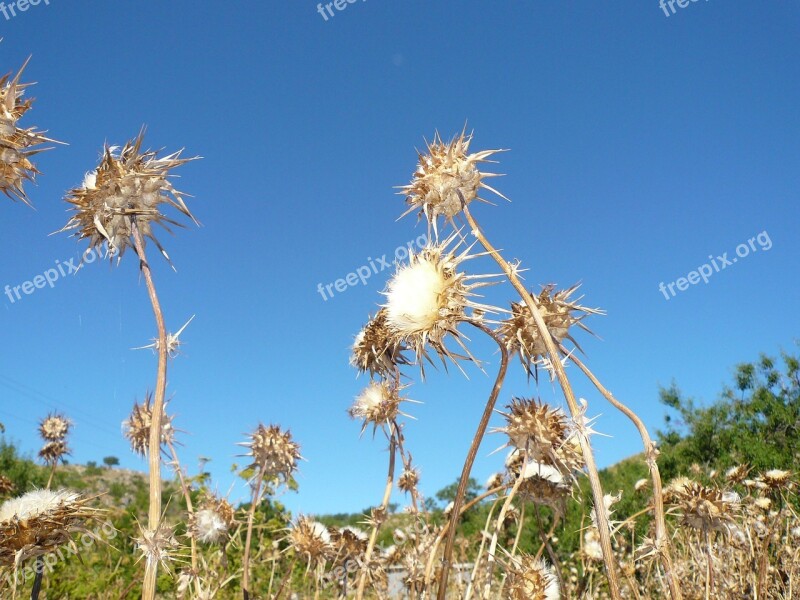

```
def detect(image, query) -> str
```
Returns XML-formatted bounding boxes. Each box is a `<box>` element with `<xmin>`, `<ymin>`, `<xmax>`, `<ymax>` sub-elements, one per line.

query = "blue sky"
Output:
<box><xmin>0</xmin><ymin>1</ymin><xmax>798</xmax><ymax>516</ymax></box>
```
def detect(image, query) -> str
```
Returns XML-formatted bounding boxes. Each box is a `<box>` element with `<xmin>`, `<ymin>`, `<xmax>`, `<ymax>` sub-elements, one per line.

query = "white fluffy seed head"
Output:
<box><xmin>386</xmin><ymin>257</ymin><xmax>447</xmax><ymax>335</ymax></box>
<box><xmin>0</xmin><ymin>489</ymin><xmax>79</xmax><ymax>523</ymax></box>
<box><xmin>193</xmin><ymin>509</ymin><xmax>227</xmax><ymax>544</ymax></box>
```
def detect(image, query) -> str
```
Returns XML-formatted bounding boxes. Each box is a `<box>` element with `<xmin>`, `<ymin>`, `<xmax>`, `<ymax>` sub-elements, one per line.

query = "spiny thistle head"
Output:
<box><xmin>38</xmin><ymin>413</ymin><xmax>71</xmax><ymax>442</ymax></box>
<box><xmin>517</xmin><ymin>460</ymin><xmax>572</xmax><ymax>515</ymax></box>
<box><xmin>288</xmin><ymin>516</ymin><xmax>332</xmax><ymax>567</ymax></box>
<box><xmin>60</xmin><ymin>129</ymin><xmax>199</xmax><ymax>262</ymax></box>
<box><xmin>725</xmin><ymin>464</ymin><xmax>750</xmax><ymax>484</ymax></box>
<box><xmin>328</xmin><ymin>526</ymin><xmax>368</xmax><ymax>563</ymax></box>
<box><xmin>498</xmin><ymin>400</ymin><xmax>584</xmax><ymax>476</ymax></box>
<box><xmin>349</xmin><ymin>381</ymin><xmax>409</xmax><ymax>434</ymax></box>
<box><xmin>38</xmin><ymin>440</ymin><xmax>70</xmax><ymax>465</ymax></box>
<box><xmin>384</xmin><ymin>233</ymin><xmax>497</xmax><ymax>371</ymax></box>
<box><xmin>583</xmin><ymin>528</ymin><xmax>603</xmax><ymax>563</ymax></box>
<box><xmin>0</xmin><ymin>59</ymin><xmax>56</xmax><ymax>206</ymax></box>
<box><xmin>400</xmin><ymin>130</ymin><xmax>506</xmax><ymax>236</ymax></box>
<box><xmin>190</xmin><ymin>495</ymin><xmax>235</xmax><ymax>544</ymax></box>
<box><xmin>0</xmin><ymin>489</ymin><xmax>100</xmax><ymax>567</ymax></box>
<box><xmin>504</xmin><ymin>554</ymin><xmax>560</xmax><ymax>600</ymax></box>
<box><xmin>759</xmin><ymin>469</ymin><xmax>793</xmax><ymax>491</ymax></box>
<box><xmin>122</xmin><ymin>395</ymin><xmax>175</xmax><ymax>457</ymax></box>
<box><xmin>670</xmin><ymin>482</ymin><xmax>740</xmax><ymax>534</ymax></box>
<box><xmin>397</xmin><ymin>468</ymin><xmax>420</xmax><ymax>494</ymax></box>
<box><xmin>134</xmin><ymin>523</ymin><xmax>180</xmax><ymax>573</ymax></box>
<box><xmin>351</xmin><ymin>308</ymin><xmax>408</xmax><ymax>379</ymax></box>
<box><xmin>239</xmin><ymin>424</ymin><xmax>301</xmax><ymax>485</ymax></box>
<box><xmin>0</xmin><ymin>475</ymin><xmax>14</xmax><ymax>497</ymax></box>
<box><xmin>498</xmin><ymin>284</ymin><xmax>603</xmax><ymax>377</ymax></box>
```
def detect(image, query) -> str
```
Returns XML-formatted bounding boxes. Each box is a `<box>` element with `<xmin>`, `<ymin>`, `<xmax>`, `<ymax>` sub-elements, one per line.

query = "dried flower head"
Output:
<box><xmin>133</xmin><ymin>315</ymin><xmax>195</xmax><ymax>359</ymax></box>
<box><xmin>60</xmin><ymin>129</ymin><xmax>199</xmax><ymax>262</ymax></box>
<box><xmin>38</xmin><ymin>413</ymin><xmax>71</xmax><ymax>442</ymax></box>
<box><xmin>0</xmin><ymin>489</ymin><xmax>100</xmax><ymax>568</ymax></box>
<box><xmin>634</xmin><ymin>478</ymin><xmax>650</xmax><ymax>493</ymax></box>
<box><xmin>351</xmin><ymin>308</ymin><xmax>408</xmax><ymax>379</ymax></box>
<box><xmin>486</xmin><ymin>472</ymin><xmax>505</xmax><ymax>491</ymax></box>
<box><xmin>670</xmin><ymin>482</ymin><xmax>740</xmax><ymax>534</ymax></box>
<box><xmin>725</xmin><ymin>464</ymin><xmax>750</xmax><ymax>484</ymax></box>
<box><xmin>517</xmin><ymin>460</ymin><xmax>572</xmax><ymax>515</ymax></box>
<box><xmin>504</xmin><ymin>554</ymin><xmax>560</xmax><ymax>600</ymax></box>
<box><xmin>328</xmin><ymin>526</ymin><xmax>368</xmax><ymax>563</ymax></box>
<box><xmin>135</xmin><ymin>523</ymin><xmax>180</xmax><ymax>573</ymax></box>
<box><xmin>759</xmin><ymin>469</ymin><xmax>793</xmax><ymax>490</ymax></box>
<box><xmin>38</xmin><ymin>440</ymin><xmax>70</xmax><ymax>465</ymax></box>
<box><xmin>583</xmin><ymin>528</ymin><xmax>603</xmax><ymax>563</ymax></box>
<box><xmin>400</xmin><ymin>130</ymin><xmax>506</xmax><ymax>236</ymax></box>
<box><xmin>122</xmin><ymin>395</ymin><xmax>175</xmax><ymax>457</ymax></box>
<box><xmin>239</xmin><ymin>424</ymin><xmax>301</xmax><ymax>485</ymax></box>
<box><xmin>497</xmin><ymin>399</ymin><xmax>584</xmax><ymax>476</ymax></box>
<box><xmin>398</xmin><ymin>468</ymin><xmax>420</xmax><ymax>494</ymax></box>
<box><xmin>288</xmin><ymin>516</ymin><xmax>332</xmax><ymax>567</ymax></box>
<box><xmin>0</xmin><ymin>58</ymin><xmax>57</xmax><ymax>206</ymax></box>
<box><xmin>0</xmin><ymin>475</ymin><xmax>14</xmax><ymax>497</ymax></box>
<box><xmin>498</xmin><ymin>284</ymin><xmax>603</xmax><ymax>377</ymax></box>
<box><xmin>190</xmin><ymin>496</ymin><xmax>235</xmax><ymax>544</ymax></box>
<box><xmin>349</xmin><ymin>381</ymin><xmax>411</xmax><ymax>434</ymax></box>
<box><xmin>384</xmin><ymin>233</ymin><xmax>497</xmax><ymax>372</ymax></box>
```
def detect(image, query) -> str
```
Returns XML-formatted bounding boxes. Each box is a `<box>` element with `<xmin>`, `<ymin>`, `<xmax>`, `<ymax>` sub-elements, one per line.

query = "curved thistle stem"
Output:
<box><xmin>131</xmin><ymin>220</ymin><xmax>169</xmax><ymax>600</ymax></box>
<box><xmin>242</xmin><ymin>467</ymin><xmax>266</xmax><ymax>600</ymax></box>
<box><xmin>565</xmin><ymin>349</ymin><xmax>683</xmax><ymax>600</ymax></box>
<box><xmin>460</xmin><ymin>203</ymin><xmax>622</xmax><ymax>600</ymax></box>
<box><xmin>355</xmin><ymin>426</ymin><xmax>398</xmax><ymax>600</ymax></box>
<box><xmin>437</xmin><ymin>321</ymin><xmax>509</xmax><ymax>600</ymax></box>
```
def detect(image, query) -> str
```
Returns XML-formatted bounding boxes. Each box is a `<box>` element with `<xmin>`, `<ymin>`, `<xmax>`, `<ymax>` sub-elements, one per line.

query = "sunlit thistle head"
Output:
<box><xmin>190</xmin><ymin>495</ymin><xmax>235</xmax><ymax>544</ymax></box>
<box><xmin>287</xmin><ymin>516</ymin><xmax>332</xmax><ymax>568</ymax></box>
<box><xmin>59</xmin><ymin>129</ymin><xmax>199</xmax><ymax>263</ymax></box>
<box><xmin>350</xmin><ymin>308</ymin><xmax>409</xmax><ymax>379</ymax></box>
<box><xmin>397</xmin><ymin>468</ymin><xmax>420</xmax><ymax>494</ymax></box>
<box><xmin>239</xmin><ymin>424</ymin><xmax>302</xmax><ymax>485</ymax></box>
<box><xmin>399</xmin><ymin>129</ymin><xmax>506</xmax><ymax>238</ymax></box>
<box><xmin>498</xmin><ymin>284</ymin><xmax>603</xmax><ymax>378</ymax></box>
<box><xmin>349</xmin><ymin>381</ymin><xmax>413</xmax><ymax>435</ymax></box>
<box><xmin>328</xmin><ymin>526</ymin><xmax>368</xmax><ymax>563</ymax></box>
<box><xmin>0</xmin><ymin>58</ymin><xmax>58</xmax><ymax>206</ymax></box>
<box><xmin>517</xmin><ymin>460</ymin><xmax>572</xmax><ymax>515</ymax></box>
<box><xmin>38</xmin><ymin>413</ymin><xmax>72</xmax><ymax>442</ymax></box>
<box><xmin>38</xmin><ymin>440</ymin><xmax>70</xmax><ymax>466</ymax></box>
<box><xmin>134</xmin><ymin>523</ymin><xmax>180</xmax><ymax>574</ymax></box>
<box><xmin>384</xmin><ymin>233</ymin><xmax>498</xmax><ymax>373</ymax></box>
<box><xmin>504</xmin><ymin>554</ymin><xmax>560</xmax><ymax>600</ymax></box>
<box><xmin>759</xmin><ymin>469</ymin><xmax>793</xmax><ymax>491</ymax></box>
<box><xmin>0</xmin><ymin>489</ymin><xmax>100</xmax><ymax>568</ymax></box>
<box><xmin>122</xmin><ymin>394</ymin><xmax>175</xmax><ymax>457</ymax></box>
<box><xmin>670</xmin><ymin>482</ymin><xmax>740</xmax><ymax>534</ymax></box>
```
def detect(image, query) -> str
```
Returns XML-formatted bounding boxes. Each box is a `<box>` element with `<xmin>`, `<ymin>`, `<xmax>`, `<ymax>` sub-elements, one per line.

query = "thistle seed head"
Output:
<box><xmin>0</xmin><ymin>475</ymin><xmax>14</xmax><ymax>497</ymax></box>
<box><xmin>134</xmin><ymin>523</ymin><xmax>180</xmax><ymax>573</ymax></box>
<box><xmin>351</xmin><ymin>308</ymin><xmax>408</xmax><ymax>379</ymax></box>
<box><xmin>349</xmin><ymin>381</ymin><xmax>408</xmax><ymax>434</ymax></box>
<box><xmin>190</xmin><ymin>496</ymin><xmax>235</xmax><ymax>544</ymax></box>
<box><xmin>397</xmin><ymin>468</ymin><xmax>420</xmax><ymax>494</ymax></box>
<box><xmin>0</xmin><ymin>489</ymin><xmax>100</xmax><ymax>567</ymax></box>
<box><xmin>288</xmin><ymin>516</ymin><xmax>332</xmax><ymax>567</ymax></box>
<box><xmin>38</xmin><ymin>413</ymin><xmax>71</xmax><ymax>442</ymax></box>
<box><xmin>498</xmin><ymin>284</ymin><xmax>603</xmax><ymax>377</ymax></box>
<box><xmin>759</xmin><ymin>469</ymin><xmax>793</xmax><ymax>490</ymax></box>
<box><xmin>400</xmin><ymin>130</ymin><xmax>506</xmax><ymax>237</ymax></box>
<box><xmin>328</xmin><ymin>526</ymin><xmax>368</xmax><ymax>563</ymax></box>
<box><xmin>504</xmin><ymin>554</ymin><xmax>560</xmax><ymax>600</ymax></box>
<box><xmin>384</xmin><ymin>233</ymin><xmax>498</xmax><ymax>372</ymax></box>
<box><xmin>670</xmin><ymin>482</ymin><xmax>740</xmax><ymax>534</ymax></box>
<box><xmin>240</xmin><ymin>424</ymin><xmax>301</xmax><ymax>485</ymax></box>
<box><xmin>122</xmin><ymin>395</ymin><xmax>175</xmax><ymax>457</ymax></box>
<box><xmin>0</xmin><ymin>59</ymin><xmax>57</xmax><ymax>206</ymax></box>
<box><xmin>38</xmin><ymin>440</ymin><xmax>70</xmax><ymax>465</ymax></box>
<box><xmin>60</xmin><ymin>129</ymin><xmax>199</xmax><ymax>262</ymax></box>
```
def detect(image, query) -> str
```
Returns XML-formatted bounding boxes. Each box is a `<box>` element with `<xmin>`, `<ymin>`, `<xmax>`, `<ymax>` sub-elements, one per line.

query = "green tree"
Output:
<box><xmin>435</xmin><ymin>477</ymin><xmax>481</xmax><ymax>506</ymax></box>
<box><xmin>103</xmin><ymin>456</ymin><xmax>120</xmax><ymax>468</ymax></box>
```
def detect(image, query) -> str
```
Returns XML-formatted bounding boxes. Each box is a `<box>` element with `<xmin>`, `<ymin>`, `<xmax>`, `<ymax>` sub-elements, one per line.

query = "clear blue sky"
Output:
<box><xmin>0</xmin><ymin>1</ymin><xmax>798</xmax><ymax>516</ymax></box>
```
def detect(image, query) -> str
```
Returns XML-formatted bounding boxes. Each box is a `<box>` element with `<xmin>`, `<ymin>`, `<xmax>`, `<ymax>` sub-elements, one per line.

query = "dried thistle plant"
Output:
<box><xmin>503</xmin><ymin>554</ymin><xmax>561</xmax><ymax>600</ymax></box>
<box><xmin>0</xmin><ymin>490</ymin><xmax>100</xmax><ymax>569</ymax></box>
<box><xmin>59</xmin><ymin>129</ymin><xmax>199</xmax><ymax>261</ymax></box>
<box><xmin>0</xmin><ymin>58</ymin><xmax>57</xmax><ymax>206</ymax></box>
<box><xmin>287</xmin><ymin>516</ymin><xmax>332</xmax><ymax>569</ymax></box>
<box><xmin>38</xmin><ymin>413</ymin><xmax>71</xmax><ymax>442</ymax></box>
<box><xmin>122</xmin><ymin>395</ymin><xmax>175</xmax><ymax>457</ymax></box>
<box><xmin>399</xmin><ymin>129</ymin><xmax>506</xmax><ymax>237</ymax></box>
<box><xmin>348</xmin><ymin>380</ymin><xmax>412</xmax><ymax>435</ymax></box>
<box><xmin>351</xmin><ymin>308</ymin><xmax>408</xmax><ymax>379</ymax></box>
<box><xmin>383</xmin><ymin>232</ymin><xmax>498</xmax><ymax>372</ymax></box>
<box><xmin>498</xmin><ymin>284</ymin><xmax>604</xmax><ymax>377</ymax></box>
<box><xmin>239</xmin><ymin>424</ymin><xmax>302</xmax><ymax>486</ymax></box>
<box><xmin>189</xmin><ymin>495</ymin><xmax>235</xmax><ymax>545</ymax></box>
